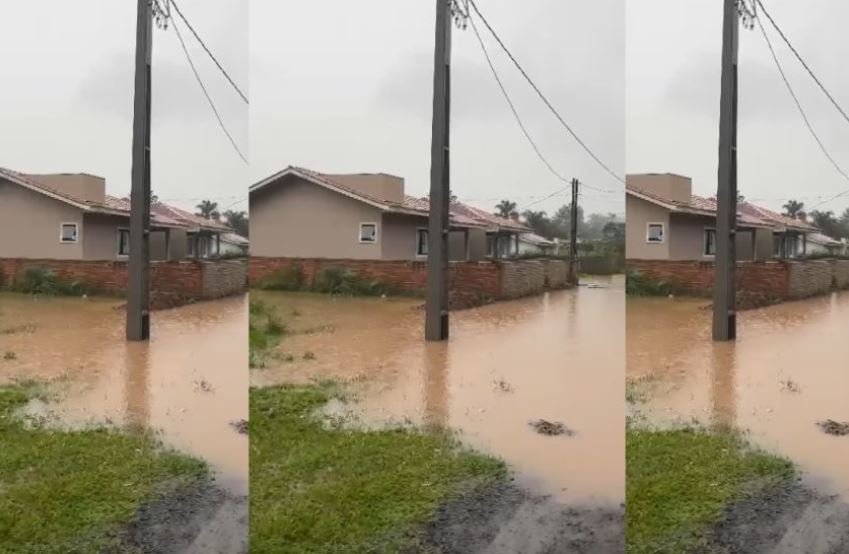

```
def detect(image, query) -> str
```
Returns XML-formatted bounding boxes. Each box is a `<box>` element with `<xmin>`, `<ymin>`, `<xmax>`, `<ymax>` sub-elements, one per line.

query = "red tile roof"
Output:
<box><xmin>1</xmin><ymin>166</ymin><xmax>232</xmax><ymax>232</ymax></box>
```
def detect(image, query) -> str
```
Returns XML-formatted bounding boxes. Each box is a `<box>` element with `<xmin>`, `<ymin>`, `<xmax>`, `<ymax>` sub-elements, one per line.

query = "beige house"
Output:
<box><xmin>249</xmin><ymin>166</ymin><xmax>530</xmax><ymax>261</ymax></box>
<box><xmin>0</xmin><ymin>167</ymin><xmax>232</xmax><ymax>261</ymax></box>
<box><xmin>626</xmin><ymin>173</ymin><xmax>818</xmax><ymax>261</ymax></box>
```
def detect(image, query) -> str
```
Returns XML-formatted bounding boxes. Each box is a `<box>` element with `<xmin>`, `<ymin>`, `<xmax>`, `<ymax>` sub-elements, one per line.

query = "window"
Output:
<box><xmin>416</xmin><ymin>229</ymin><xmax>429</xmax><ymax>256</ymax></box>
<box><xmin>359</xmin><ymin>223</ymin><xmax>377</xmax><ymax>243</ymax></box>
<box><xmin>646</xmin><ymin>223</ymin><xmax>664</xmax><ymax>243</ymax></box>
<box><xmin>704</xmin><ymin>228</ymin><xmax>716</xmax><ymax>256</ymax></box>
<box><xmin>60</xmin><ymin>223</ymin><xmax>78</xmax><ymax>243</ymax></box>
<box><xmin>118</xmin><ymin>229</ymin><xmax>130</xmax><ymax>256</ymax></box>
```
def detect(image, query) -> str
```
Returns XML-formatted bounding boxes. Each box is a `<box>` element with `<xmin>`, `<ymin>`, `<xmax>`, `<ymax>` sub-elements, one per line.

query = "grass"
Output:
<box><xmin>249</xmin><ymin>299</ymin><xmax>289</xmax><ymax>369</ymax></box>
<box><xmin>257</xmin><ymin>264</ymin><xmax>401</xmax><ymax>297</ymax></box>
<box><xmin>626</xmin><ymin>269</ymin><xmax>679</xmax><ymax>297</ymax></box>
<box><xmin>6</xmin><ymin>267</ymin><xmax>89</xmax><ymax>297</ymax></box>
<box><xmin>0</xmin><ymin>383</ymin><xmax>208</xmax><ymax>553</ymax></box>
<box><xmin>626</xmin><ymin>426</ymin><xmax>795</xmax><ymax>554</ymax></box>
<box><xmin>250</xmin><ymin>384</ymin><xmax>507</xmax><ymax>554</ymax></box>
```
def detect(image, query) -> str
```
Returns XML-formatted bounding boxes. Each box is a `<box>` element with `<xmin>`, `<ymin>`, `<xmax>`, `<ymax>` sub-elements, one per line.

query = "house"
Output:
<box><xmin>518</xmin><ymin>232</ymin><xmax>556</xmax><ymax>256</ymax></box>
<box><xmin>626</xmin><ymin>173</ymin><xmax>819</xmax><ymax>262</ymax></box>
<box><xmin>0</xmin><ymin>167</ymin><xmax>233</xmax><ymax>262</ymax></box>
<box><xmin>249</xmin><ymin>166</ymin><xmax>530</xmax><ymax>262</ymax></box>
<box><xmin>807</xmin><ymin>233</ymin><xmax>845</xmax><ymax>256</ymax></box>
<box><xmin>219</xmin><ymin>232</ymin><xmax>250</xmax><ymax>256</ymax></box>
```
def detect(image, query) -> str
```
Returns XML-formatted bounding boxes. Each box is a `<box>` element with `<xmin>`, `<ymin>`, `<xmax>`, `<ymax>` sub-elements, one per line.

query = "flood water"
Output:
<box><xmin>0</xmin><ymin>293</ymin><xmax>248</xmax><ymax>495</ymax></box>
<box><xmin>252</xmin><ymin>276</ymin><xmax>625</xmax><ymax>506</ymax></box>
<box><xmin>628</xmin><ymin>294</ymin><xmax>849</xmax><ymax>500</ymax></box>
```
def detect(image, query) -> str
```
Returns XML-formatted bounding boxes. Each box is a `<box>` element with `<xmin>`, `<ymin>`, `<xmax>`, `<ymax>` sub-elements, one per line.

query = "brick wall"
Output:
<box><xmin>627</xmin><ymin>258</ymin><xmax>849</xmax><ymax>307</ymax></box>
<box><xmin>0</xmin><ymin>258</ymin><xmax>246</xmax><ymax>309</ymax></box>
<box><xmin>250</xmin><ymin>257</ymin><xmax>576</xmax><ymax>308</ymax></box>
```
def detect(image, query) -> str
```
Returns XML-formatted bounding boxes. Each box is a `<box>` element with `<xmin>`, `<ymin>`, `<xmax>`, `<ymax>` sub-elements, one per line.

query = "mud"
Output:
<box><xmin>705</xmin><ymin>478</ymin><xmax>849</xmax><ymax>554</ymax></box>
<box><xmin>420</xmin><ymin>480</ymin><xmax>624</xmax><ymax>554</ymax></box>
<box><xmin>113</xmin><ymin>478</ymin><xmax>249</xmax><ymax>554</ymax></box>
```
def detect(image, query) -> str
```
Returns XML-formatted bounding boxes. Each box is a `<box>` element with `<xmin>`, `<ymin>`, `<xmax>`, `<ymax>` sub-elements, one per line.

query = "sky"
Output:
<box><xmin>250</xmin><ymin>0</ymin><xmax>625</xmax><ymax>218</ymax></box>
<box><xmin>628</xmin><ymin>0</ymin><xmax>849</xmax><ymax>217</ymax></box>
<box><xmin>0</xmin><ymin>0</ymin><xmax>249</xmax><ymax>213</ymax></box>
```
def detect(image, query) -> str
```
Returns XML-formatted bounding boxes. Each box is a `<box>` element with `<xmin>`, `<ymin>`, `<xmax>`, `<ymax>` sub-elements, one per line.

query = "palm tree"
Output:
<box><xmin>196</xmin><ymin>200</ymin><xmax>220</xmax><ymax>220</ymax></box>
<box><xmin>783</xmin><ymin>200</ymin><xmax>805</xmax><ymax>218</ymax></box>
<box><xmin>495</xmin><ymin>200</ymin><xmax>517</xmax><ymax>218</ymax></box>
<box><xmin>224</xmin><ymin>210</ymin><xmax>249</xmax><ymax>237</ymax></box>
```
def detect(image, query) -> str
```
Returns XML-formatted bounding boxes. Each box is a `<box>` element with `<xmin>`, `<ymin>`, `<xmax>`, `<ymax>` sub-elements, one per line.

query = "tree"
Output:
<box><xmin>810</xmin><ymin>210</ymin><xmax>841</xmax><ymax>238</ymax></box>
<box><xmin>552</xmin><ymin>203</ymin><xmax>584</xmax><ymax>238</ymax></box>
<box><xmin>224</xmin><ymin>210</ymin><xmax>249</xmax><ymax>237</ymax></box>
<box><xmin>783</xmin><ymin>200</ymin><xmax>805</xmax><ymax>218</ymax></box>
<box><xmin>196</xmin><ymin>200</ymin><xmax>220</xmax><ymax>220</ymax></box>
<box><xmin>521</xmin><ymin>210</ymin><xmax>551</xmax><ymax>236</ymax></box>
<box><xmin>602</xmin><ymin>221</ymin><xmax>625</xmax><ymax>243</ymax></box>
<box><xmin>495</xmin><ymin>200</ymin><xmax>517</xmax><ymax>218</ymax></box>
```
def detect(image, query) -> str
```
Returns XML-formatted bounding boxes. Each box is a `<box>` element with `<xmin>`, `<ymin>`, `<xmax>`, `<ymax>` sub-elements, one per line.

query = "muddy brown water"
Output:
<box><xmin>628</xmin><ymin>294</ymin><xmax>849</xmax><ymax>501</ymax></box>
<box><xmin>252</xmin><ymin>276</ymin><xmax>625</xmax><ymax>506</ymax></box>
<box><xmin>0</xmin><ymin>292</ymin><xmax>248</xmax><ymax>495</ymax></box>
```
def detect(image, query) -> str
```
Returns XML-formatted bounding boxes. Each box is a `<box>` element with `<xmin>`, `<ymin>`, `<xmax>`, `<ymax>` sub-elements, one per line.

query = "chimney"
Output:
<box><xmin>25</xmin><ymin>173</ymin><xmax>106</xmax><ymax>204</ymax></box>
<box><xmin>796</xmin><ymin>211</ymin><xmax>807</xmax><ymax>222</ymax></box>
<box><xmin>323</xmin><ymin>173</ymin><xmax>405</xmax><ymax>204</ymax></box>
<box><xmin>509</xmin><ymin>211</ymin><xmax>519</xmax><ymax>222</ymax></box>
<box><xmin>626</xmin><ymin>173</ymin><xmax>692</xmax><ymax>204</ymax></box>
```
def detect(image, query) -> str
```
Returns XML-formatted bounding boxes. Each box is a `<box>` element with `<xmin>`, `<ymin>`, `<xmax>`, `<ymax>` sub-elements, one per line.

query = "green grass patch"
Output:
<box><xmin>6</xmin><ymin>267</ymin><xmax>90</xmax><ymax>297</ymax></box>
<box><xmin>626</xmin><ymin>427</ymin><xmax>795</xmax><ymax>554</ymax></box>
<box><xmin>250</xmin><ymin>384</ymin><xmax>507</xmax><ymax>554</ymax></box>
<box><xmin>626</xmin><ymin>270</ymin><xmax>679</xmax><ymax>297</ymax></box>
<box><xmin>249</xmin><ymin>299</ymin><xmax>290</xmax><ymax>369</ymax></box>
<box><xmin>0</xmin><ymin>383</ymin><xmax>207</xmax><ymax>553</ymax></box>
<box><xmin>257</xmin><ymin>264</ymin><xmax>403</xmax><ymax>297</ymax></box>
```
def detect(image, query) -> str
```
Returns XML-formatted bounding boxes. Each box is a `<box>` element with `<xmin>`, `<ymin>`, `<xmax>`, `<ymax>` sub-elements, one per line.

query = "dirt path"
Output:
<box><xmin>113</xmin><ymin>479</ymin><xmax>248</xmax><ymax>554</ymax></box>
<box><xmin>422</xmin><ymin>481</ymin><xmax>624</xmax><ymax>554</ymax></box>
<box><xmin>707</xmin><ymin>479</ymin><xmax>849</xmax><ymax>554</ymax></box>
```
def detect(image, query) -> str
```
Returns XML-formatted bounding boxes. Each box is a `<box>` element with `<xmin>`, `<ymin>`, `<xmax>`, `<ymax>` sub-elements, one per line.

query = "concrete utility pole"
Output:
<box><xmin>570</xmin><ymin>178</ymin><xmax>579</xmax><ymax>284</ymax></box>
<box><xmin>425</xmin><ymin>0</ymin><xmax>453</xmax><ymax>341</ymax></box>
<box><xmin>127</xmin><ymin>0</ymin><xmax>154</xmax><ymax>341</ymax></box>
<box><xmin>712</xmin><ymin>0</ymin><xmax>740</xmax><ymax>341</ymax></box>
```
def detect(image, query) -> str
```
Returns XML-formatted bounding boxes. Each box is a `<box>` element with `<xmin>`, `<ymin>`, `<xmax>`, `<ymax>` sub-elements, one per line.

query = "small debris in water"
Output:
<box><xmin>817</xmin><ymin>420</ymin><xmax>849</xmax><ymax>436</ymax></box>
<box><xmin>303</xmin><ymin>351</ymin><xmax>316</xmax><ymax>360</ymax></box>
<box><xmin>3</xmin><ymin>351</ymin><xmax>17</xmax><ymax>361</ymax></box>
<box><xmin>780</xmin><ymin>379</ymin><xmax>801</xmax><ymax>393</ymax></box>
<box><xmin>529</xmin><ymin>419</ymin><xmax>575</xmax><ymax>437</ymax></box>
<box><xmin>230</xmin><ymin>419</ymin><xmax>248</xmax><ymax>435</ymax></box>
<box><xmin>194</xmin><ymin>380</ymin><xmax>214</xmax><ymax>393</ymax></box>
<box><xmin>493</xmin><ymin>379</ymin><xmax>514</xmax><ymax>393</ymax></box>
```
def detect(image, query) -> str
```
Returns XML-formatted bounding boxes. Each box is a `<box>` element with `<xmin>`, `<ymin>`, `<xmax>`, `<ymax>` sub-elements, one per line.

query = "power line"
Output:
<box><xmin>466</xmin><ymin>0</ymin><xmax>624</xmax><ymax>185</ymax></box>
<box><xmin>756</xmin><ymin>0</ymin><xmax>849</xmax><ymax>127</ymax></box>
<box><xmin>172</xmin><ymin>16</ymin><xmax>248</xmax><ymax>164</ymax></box>
<box><xmin>169</xmin><ymin>0</ymin><xmax>249</xmax><ymax>104</ymax></box>
<box><xmin>755</xmin><ymin>15</ymin><xmax>849</xmax><ymax>210</ymax></box>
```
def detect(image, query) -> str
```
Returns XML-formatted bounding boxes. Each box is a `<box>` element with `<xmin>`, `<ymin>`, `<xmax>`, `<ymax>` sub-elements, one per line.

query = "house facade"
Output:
<box><xmin>249</xmin><ymin>166</ymin><xmax>530</xmax><ymax>262</ymax></box>
<box><xmin>626</xmin><ymin>173</ymin><xmax>818</xmax><ymax>262</ymax></box>
<box><xmin>0</xmin><ymin>168</ymin><xmax>233</xmax><ymax>262</ymax></box>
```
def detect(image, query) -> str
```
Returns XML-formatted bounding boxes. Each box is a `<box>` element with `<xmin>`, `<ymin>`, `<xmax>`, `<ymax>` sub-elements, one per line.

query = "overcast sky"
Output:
<box><xmin>250</xmin><ymin>0</ymin><xmax>624</xmax><ymax>217</ymax></box>
<box><xmin>0</xmin><ymin>0</ymin><xmax>248</xmax><ymax>213</ymax></box>
<box><xmin>628</xmin><ymin>0</ymin><xmax>849</xmax><ymax>216</ymax></box>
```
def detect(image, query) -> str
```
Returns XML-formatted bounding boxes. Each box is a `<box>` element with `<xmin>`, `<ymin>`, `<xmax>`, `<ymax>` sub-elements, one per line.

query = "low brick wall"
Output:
<box><xmin>0</xmin><ymin>258</ymin><xmax>246</xmax><ymax>308</ymax></box>
<box><xmin>250</xmin><ymin>257</ymin><xmax>575</xmax><ymax>307</ymax></box>
<box><xmin>628</xmin><ymin>258</ymin><xmax>849</xmax><ymax>306</ymax></box>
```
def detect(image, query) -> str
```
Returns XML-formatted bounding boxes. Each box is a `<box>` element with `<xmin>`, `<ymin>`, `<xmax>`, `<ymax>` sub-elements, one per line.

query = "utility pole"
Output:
<box><xmin>712</xmin><ymin>0</ymin><xmax>740</xmax><ymax>341</ymax></box>
<box><xmin>570</xmin><ymin>178</ymin><xmax>579</xmax><ymax>284</ymax></box>
<box><xmin>127</xmin><ymin>0</ymin><xmax>154</xmax><ymax>341</ymax></box>
<box><xmin>425</xmin><ymin>0</ymin><xmax>452</xmax><ymax>341</ymax></box>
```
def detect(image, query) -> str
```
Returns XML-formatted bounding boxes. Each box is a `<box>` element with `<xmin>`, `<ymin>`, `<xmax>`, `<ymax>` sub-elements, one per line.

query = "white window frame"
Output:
<box><xmin>117</xmin><ymin>227</ymin><xmax>130</xmax><ymax>257</ymax></box>
<box><xmin>646</xmin><ymin>222</ymin><xmax>665</xmax><ymax>244</ymax></box>
<box><xmin>59</xmin><ymin>222</ymin><xmax>79</xmax><ymax>244</ymax></box>
<box><xmin>703</xmin><ymin>227</ymin><xmax>716</xmax><ymax>257</ymax></box>
<box><xmin>359</xmin><ymin>222</ymin><xmax>378</xmax><ymax>244</ymax></box>
<box><xmin>415</xmin><ymin>227</ymin><xmax>429</xmax><ymax>258</ymax></box>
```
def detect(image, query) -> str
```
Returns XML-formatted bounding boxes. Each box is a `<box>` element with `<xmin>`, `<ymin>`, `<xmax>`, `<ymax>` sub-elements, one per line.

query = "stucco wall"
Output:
<box><xmin>0</xmin><ymin>178</ymin><xmax>84</xmax><ymax>259</ymax></box>
<box><xmin>626</xmin><ymin>195</ymin><xmax>669</xmax><ymax>260</ymax></box>
<box><xmin>379</xmin><ymin>213</ymin><xmax>487</xmax><ymax>262</ymax></box>
<box><xmin>250</xmin><ymin>175</ymin><xmax>384</xmax><ymax>259</ymax></box>
<box><xmin>83</xmin><ymin>213</ymin><xmax>180</xmax><ymax>261</ymax></box>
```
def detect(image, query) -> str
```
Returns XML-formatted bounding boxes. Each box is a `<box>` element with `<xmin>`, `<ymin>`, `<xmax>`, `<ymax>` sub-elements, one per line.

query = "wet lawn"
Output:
<box><xmin>626</xmin><ymin>427</ymin><xmax>795</xmax><ymax>554</ymax></box>
<box><xmin>249</xmin><ymin>384</ymin><xmax>507</xmax><ymax>554</ymax></box>
<box><xmin>0</xmin><ymin>383</ymin><xmax>208</xmax><ymax>553</ymax></box>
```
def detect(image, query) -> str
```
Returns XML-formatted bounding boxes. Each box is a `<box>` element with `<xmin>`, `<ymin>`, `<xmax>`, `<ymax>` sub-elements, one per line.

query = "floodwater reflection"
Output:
<box><xmin>252</xmin><ymin>276</ymin><xmax>625</xmax><ymax>506</ymax></box>
<box><xmin>628</xmin><ymin>294</ymin><xmax>849</xmax><ymax>500</ymax></box>
<box><xmin>0</xmin><ymin>293</ymin><xmax>248</xmax><ymax>494</ymax></box>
